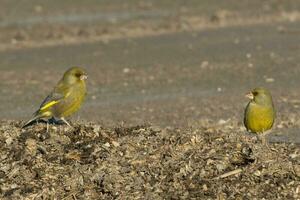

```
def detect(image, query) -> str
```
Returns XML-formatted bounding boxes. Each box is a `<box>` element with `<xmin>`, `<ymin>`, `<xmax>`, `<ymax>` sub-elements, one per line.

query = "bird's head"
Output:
<box><xmin>63</xmin><ymin>67</ymin><xmax>88</xmax><ymax>84</ymax></box>
<box><xmin>246</xmin><ymin>87</ymin><xmax>273</xmax><ymax>106</ymax></box>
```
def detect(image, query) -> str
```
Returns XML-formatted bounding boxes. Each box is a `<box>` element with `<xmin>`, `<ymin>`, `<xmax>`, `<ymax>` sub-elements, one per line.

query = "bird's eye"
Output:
<box><xmin>252</xmin><ymin>91</ymin><xmax>258</xmax><ymax>96</ymax></box>
<box><xmin>75</xmin><ymin>73</ymin><xmax>82</xmax><ymax>77</ymax></box>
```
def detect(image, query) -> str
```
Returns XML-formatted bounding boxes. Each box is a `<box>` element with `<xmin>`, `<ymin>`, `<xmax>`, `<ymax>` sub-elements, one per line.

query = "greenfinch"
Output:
<box><xmin>244</xmin><ymin>87</ymin><xmax>275</xmax><ymax>134</ymax></box>
<box><xmin>22</xmin><ymin>67</ymin><xmax>87</xmax><ymax>128</ymax></box>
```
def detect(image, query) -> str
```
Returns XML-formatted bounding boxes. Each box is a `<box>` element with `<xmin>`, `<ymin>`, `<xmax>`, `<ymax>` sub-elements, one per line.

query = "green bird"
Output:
<box><xmin>22</xmin><ymin>67</ymin><xmax>87</xmax><ymax>128</ymax></box>
<box><xmin>244</xmin><ymin>87</ymin><xmax>275</xmax><ymax>135</ymax></box>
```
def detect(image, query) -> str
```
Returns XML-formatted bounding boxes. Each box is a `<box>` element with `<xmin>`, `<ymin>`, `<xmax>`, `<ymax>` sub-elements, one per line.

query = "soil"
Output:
<box><xmin>0</xmin><ymin>120</ymin><xmax>299</xmax><ymax>199</ymax></box>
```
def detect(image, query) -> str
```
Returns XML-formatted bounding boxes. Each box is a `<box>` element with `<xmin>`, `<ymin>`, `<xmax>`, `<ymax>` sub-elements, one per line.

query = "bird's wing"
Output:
<box><xmin>243</xmin><ymin>102</ymin><xmax>250</xmax><ymax>128</ymax></box>
<box><xmin>24</xmin><ymin>92</ymin><xmax>63</xmax><ymax>126</ymax></box>
<box><xmin>37</xmin><ymin>80</ymin><xmax>70</xmax><ymax>111</ymax></box>
<box><xmin>38</xmin><ymin>91</ymin><xmax>65</xmax><ymax>112</ymax></box>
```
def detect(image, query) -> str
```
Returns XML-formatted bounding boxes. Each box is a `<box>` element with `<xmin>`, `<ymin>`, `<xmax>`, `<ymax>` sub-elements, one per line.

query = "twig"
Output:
<box><xmin>214</xmin><ymin>168</ymin><xmax>242</xmax><ymax>179</ymax></box>
<box><xmin>72</xmin><ymin>194</ymin><xmax>77</xmax><ymax>200</ymax></box>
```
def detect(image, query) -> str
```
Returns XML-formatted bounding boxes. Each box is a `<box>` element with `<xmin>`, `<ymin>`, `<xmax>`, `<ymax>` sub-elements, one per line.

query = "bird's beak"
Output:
<box><xmin>245</xmin><ymin>92</ymin><xmax>254</xmax><ymax>100</ymax></box>
<box><xmin>80</xmin><ymin>75</ymin><xmax>88</xmax><ymax>80</ymax></box>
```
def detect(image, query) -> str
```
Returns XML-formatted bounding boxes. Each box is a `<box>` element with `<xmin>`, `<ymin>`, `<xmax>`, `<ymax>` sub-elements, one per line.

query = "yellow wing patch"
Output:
<box><xmin>40</xmin><ymin>100</ymin><xmax>59</xmax><ymax>111</ymax></box>
<box><xmin>65</xmin><ymin>91</ymin><xmax>71</xmax><ymax>98</ymax></box>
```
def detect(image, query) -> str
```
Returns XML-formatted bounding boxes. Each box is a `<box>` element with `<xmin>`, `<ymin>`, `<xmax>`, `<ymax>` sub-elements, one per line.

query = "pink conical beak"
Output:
<box><xmin>80</xmin><ymin>75</ymin><xmax>88</xmax><ymax>80</ymax></box>
<box><xmin>245</xmin><ymin>92</ymin><xmax>254</xmax><ymax>100</ymax></box>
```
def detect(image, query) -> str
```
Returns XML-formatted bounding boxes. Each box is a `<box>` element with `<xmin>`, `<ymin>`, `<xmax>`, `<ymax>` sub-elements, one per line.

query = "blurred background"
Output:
<box><xmin>0</xmin><ymin>0</ymin><xmax>300</xmax><ymax>137</ymax></box>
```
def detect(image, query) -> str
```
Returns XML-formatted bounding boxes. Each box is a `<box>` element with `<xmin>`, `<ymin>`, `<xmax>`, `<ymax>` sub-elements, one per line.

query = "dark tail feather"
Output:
<box><xmin>22</xmin><ymin>115</ymin><xmax>40</xmax><ymax>128</ymax></box>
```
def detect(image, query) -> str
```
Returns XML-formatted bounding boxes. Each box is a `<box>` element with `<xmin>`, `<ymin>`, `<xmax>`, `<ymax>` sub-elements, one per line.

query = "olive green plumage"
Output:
<box><xmin>23</xmin><ymin>67</ymin><xmax>87</xmax><ymax>127</ymax></box>
<box><xmin>244</xmin><ymin>87</ymin><xmax>275</xmax><ymax>133</ymax></box>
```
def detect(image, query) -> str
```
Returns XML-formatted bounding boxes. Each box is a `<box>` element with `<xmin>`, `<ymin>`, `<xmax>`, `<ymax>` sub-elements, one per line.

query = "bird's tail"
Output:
<box><xmin>22</xmin><ymin>112</ymin><xmax>41</xmax><ymax>128</ymax></box>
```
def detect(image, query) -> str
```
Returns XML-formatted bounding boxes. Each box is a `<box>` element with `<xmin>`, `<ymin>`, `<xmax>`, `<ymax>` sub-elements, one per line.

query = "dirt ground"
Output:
<box><xmin>1</xmin><ymin>0</ymin><xmax>300</xmax><ymax>199</ymax></box>
<box><xmin>0</xmin><ymin>120</ymin><xmax>299</xmax><ymax>199</ymax></box>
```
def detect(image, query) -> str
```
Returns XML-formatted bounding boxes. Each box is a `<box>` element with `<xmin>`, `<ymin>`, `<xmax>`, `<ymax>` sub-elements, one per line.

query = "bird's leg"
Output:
<box><xmin>60</xmin><ymin>117</ymin><xmax>72</xmax><ymax>128</ymax></box>
<box><xmin>260</xmin><ymin>134</ymin><xmax>269</xmax><ymax>149</ymax></box>
<box><xmin>46</xmin><ymin>121</ymin><xmax>49</xmax><ymax>133</ymax></box>
<box><xmin>260</xmin><ymin>131</ymin><xmax>278</xmax><ymax>153</ymax></box>
<box><xmin>259</xmin><ymin>133</ymin><xmax>276</xmax><ymax>152</ymax></box>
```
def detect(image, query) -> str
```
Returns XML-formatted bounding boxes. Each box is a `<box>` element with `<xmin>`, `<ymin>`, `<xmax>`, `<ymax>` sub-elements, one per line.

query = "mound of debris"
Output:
<box><xmin>0</xmin><ymin>120</ymin><xmax>299</xmax><ymax>199</ymax></box>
